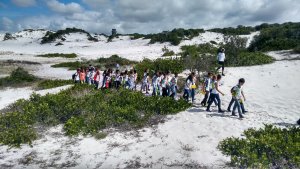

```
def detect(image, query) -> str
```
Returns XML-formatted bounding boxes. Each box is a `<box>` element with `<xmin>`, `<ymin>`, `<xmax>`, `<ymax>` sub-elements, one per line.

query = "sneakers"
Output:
<box><xmin>239</xmin><ymin>115</ymin><xmax>244</xmax><ymax>119</ymax></box>
<box><xmin>218</xmin><ymin>110</ymin><xmax>225</xmax><ymax>113</ymax></box>
<box><xmin>231</xmin><ymin>113</ymin><xmax>237</xmax><ymax>116</ymax></box>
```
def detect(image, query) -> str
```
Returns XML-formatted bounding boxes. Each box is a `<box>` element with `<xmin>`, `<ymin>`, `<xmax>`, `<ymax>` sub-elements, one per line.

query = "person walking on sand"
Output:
<box><xmin>217</xmin><ymin>48</ymin><xmax>226</xmax><ymax>76</ymax></box>
<box><xmin>183</xmin><ymin>73</ymin><xmax>194</xmax><ymax>102</ymax></box>
<box><xmin>93</xmin><ymin>68</ymin><xmax>101</xmax><ymax>89</ymax></box>
<box><xmin>80</xmin><ymin>68</ymin><xmax>86</xmax><ymax>84</ymax></box>
<box><xmin>231</xmin><ymin>78</ymin><xmax>246</xmax><ymax>119</ymax></box>
<box><xmin>201</xmin><ymin>72</ymin><xmax>213</xmax><ymax>106</ymax></box>
<box><xmin>73</xmin><ymin>68</ymin><xmax>80</xmax><ymax>83</ymax></box>
<box><xmin>206</xmin><ymin>74</ymin><xmax>225</xmax><ymax>113</ymax></box>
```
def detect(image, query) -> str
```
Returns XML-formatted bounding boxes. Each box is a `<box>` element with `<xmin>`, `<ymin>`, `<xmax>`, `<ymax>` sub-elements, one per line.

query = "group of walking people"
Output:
<box><xmin>72</xmin><ymin>47</ymin><xmax>247</xmax><ymax>119</ymax></box>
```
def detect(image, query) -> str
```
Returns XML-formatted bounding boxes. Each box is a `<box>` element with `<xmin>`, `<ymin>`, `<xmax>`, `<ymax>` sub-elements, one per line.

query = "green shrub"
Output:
<box><xmin>37</xmin><ymin>79</ymin><xmax>73</xmax><ymax>90</ymax></box>
<box><xmin>0</xmin><ymin>112</ymin><xmax>37</xmax><ymax>147</ymax></box>
<box><xmin>148</xmin><ymin>28</ymin><xmax>205</xmax><ymax>45</ymax></box>
<box><xmin>51</xmin><ymin>61</ymin><xmax>82</xmax><ymax>70</ymax></box>
<box><xmin>226</xmin><ymin>52</ymin><xmax>274</xmax><ymax>67</ymax></box>
<box><xmin>162</xmin><ymin>46</ymin><xmax>175</xmax><ymax>57</ymax></box>
<box><xmin>293</xmin><ymin>45</ymin><xmax>300</xmax><ymax>54</ymax></box>
<box><xmin>36</xmin><ymin>53</ymin><xmax>77</xmax><ymax>58</ymax></box>
<box><xmin>249</xmin><ymin>22</ymin><xmax>300</xmax><ymax>51</ymax></box>
<box><xmin>0</xmin><ymin>67</ymin><xmax>39</xmax><ymax>88</ymax></box>
<box><xmin>1</xmin><ymin>85</ymin><xmax>191</xmax><ymax>147</ymax></box>
<box><xmin>41</xmin><ymin>27</ymin><xmax>98</xmax><ymax>44</ymax></box>
<box><xmin>135</xmin><ymin>58</ymin><xmax>185</xmax><ymax>81</ymax></box>
<box><xmin>51</xmin><ymin>55</ymin><xmax>137</xmax><ymax>70</ymax></box>
<box><xmin>209</xmin><ymin>25</ymin><xmax>255</xmax><ymax>35</ymax></box>
<box><xmin>218</xmin><ymin>125</ymin><xmax>300</xmax><ymax>168</ymax></box>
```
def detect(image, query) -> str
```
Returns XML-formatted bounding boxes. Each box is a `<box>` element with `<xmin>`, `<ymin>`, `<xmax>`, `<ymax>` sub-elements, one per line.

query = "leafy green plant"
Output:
<box><xmin>209</xmin><ymin>25</ymin><xmax>255</xmax><ymax>35</ymax></box>
<box><xmin>218</xmin><ymin>125</ymin><xmax>300</xmax><ymax>168</ymax></box>
<box><xmin>162</xmin><ymin>46</ymin><xmax>175</xmax><ymax>57</ymax></box>
<box><xmin>51</xmin><ymin>55</ymin><xmax>137</xmax><ymax>70</ymax></box>
<box><xmin>36</xmin><ymin>53</ymin><xmax>77</xmax><ymax>58</ymax></box>
<box><xmin>0</xmin><ymin>67</ymin><xmax>39</xmax><ymax>88</ymax></box>
<box><xmin>37</xmin><ymin>79</ymin><xmax>73</xmax><ymax>90</ymax></box>
<box><xmin>135</xmin><ymin>58</ymin><xmax>184</xmax><ymax>81</ymax></box>
<box><xmin>249</xmin><ymin>22</ymin><xmax>300</xmax><ymax>51</ymax></box>
<box><xmin>41</xmin><ymin>27</ymin><xmax>98</xmax><ymax>44</ymax></box>
<box><xmin>1</xmin><ymin>85</ymin><xmax>191</xmax><ymax>147</ymax></box>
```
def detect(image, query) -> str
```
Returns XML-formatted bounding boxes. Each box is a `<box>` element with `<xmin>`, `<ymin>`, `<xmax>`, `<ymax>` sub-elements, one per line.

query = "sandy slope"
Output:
<box><xmin>0</xmin><ymin>30</ymin><xmax>257</xmax><ymax>61</ymax></box>
<box><xmin>0</xmin><ymin>59</ymin><xmax>299</xmax><ymax>169</ymax></box>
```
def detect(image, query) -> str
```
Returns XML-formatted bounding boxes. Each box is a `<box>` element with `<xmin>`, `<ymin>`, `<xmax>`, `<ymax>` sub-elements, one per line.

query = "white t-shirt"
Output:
<box><xmin>232</xmin><ymin>85</ymin><xmax>243</xmax><ymax>99</ymax></box>
<box><xmin>184</xmin><ymin>79</ymin><xmax>192</xmax><ymax>90</ymax></box>
<box><xmin>211</xmin><ymin>81</ymin><xmax>219</xmax><ymax>94</ymax></box>
<box><xmin>217</xmin><ymin>52</ymin><xmax>225</xmax><ymax>62</ymax></box>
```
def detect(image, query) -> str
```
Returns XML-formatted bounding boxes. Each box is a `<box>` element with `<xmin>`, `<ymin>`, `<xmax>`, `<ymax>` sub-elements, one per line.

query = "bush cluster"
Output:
<box><xmin>0</xmin><ymin>67</ymin><xmax>39</xmax><ymax>88</ymax></box>
<box><xmin>36</xmin><ymin>53</ymin><xmax>77</xmax><ymax>58</ymax></box>
<box><xmin>135</xmin><ymin>58</ymin><xmax>185</xmax><ymax>81</ymax></box>
<box><xmin>218</xmin><ymin>125</ymin><xmax>300</xmax><ymax>168</ymax></box>
<box><xmin>209</xmin><ymin>25</ymin><xmax>255</xmax><ymax>35</ymax></box>
<box><xmin>226</xmin><ymin>52</ymin><xmax>274</xmax><ymax>67</ymax></box>
<box><xmin>0</xmin><ymin>85</ymin><xmax>191</xmax><ymax>147</ymax></box>
<box><xmin>249</xmin><ymin>22</ymin><xmax>300</xmax><ymax>51</ymax></box>
<box><xmin>41</xmin><ymin>28</ymin><xmax>98</xmax><ymax>44</ymax></box>
<box><xmin>162</xmin><ymin>46</ymin><xmax>175</xmax><ymax>57</ymax></box>
<box><xmin>37</xmin><ymin>79</ymin><xmax>74</xmax><ymax>90</ymax></box>
<box><xmin>128</xmin><ymin>28</ymin><xmax>205</xmax><ymax>45</ymax></box>
<box><xmin>51</xmin><ymin>55</ymin><xmax>137</xmax><ymax>70</ymax></box>
<box><xmin>149</xmin><ymin>28</ymin><xmax>205</xmax><ymax>45</ymax></box>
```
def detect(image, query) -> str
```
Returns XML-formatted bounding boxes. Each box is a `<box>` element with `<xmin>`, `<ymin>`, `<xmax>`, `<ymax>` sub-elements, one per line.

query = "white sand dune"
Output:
<box><xmin>0</xmin><ymin>59</ymin><xmax>298</xmax><ymax>168</ymax></box>
<box><xmin>0</xmin><ymin>30</ymin><xmax>298</xmax><ymax>168</ymax></box>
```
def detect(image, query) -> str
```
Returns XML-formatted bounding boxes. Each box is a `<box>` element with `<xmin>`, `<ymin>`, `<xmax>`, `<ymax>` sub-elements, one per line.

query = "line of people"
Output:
<box><xmin>200</xmin><ymin>72</ymin><xmax>247</xmax><ymax>118</ymax></box>
<box><xmin>72</xmin><ymin>65</ymin><xmax>247</xmax><ymax>119</ymax></box>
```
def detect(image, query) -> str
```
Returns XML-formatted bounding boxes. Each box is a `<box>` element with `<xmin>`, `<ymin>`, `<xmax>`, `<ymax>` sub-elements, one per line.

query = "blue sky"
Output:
<box><xmin>1</xmin><ymin>0</ymin><xmax>300</xmax><ymax>34</ymax></box>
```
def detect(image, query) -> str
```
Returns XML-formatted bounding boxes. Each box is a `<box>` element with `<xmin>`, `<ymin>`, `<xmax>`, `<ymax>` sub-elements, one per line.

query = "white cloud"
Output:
<box><xmin>11</xmin><ymin>0</ymin><xmax>36</xmax><ymax>7</ymax></box>
<box><xmin>46</xmin><ymin>0</ymin><xmax>83</xmax><ymax>14</ymax></box>
<box><xmin>3</xmin><ymin>0</ymin><xmax>300</xmax><ymax>34</ymax></box>
<box><xmin>0</xmin><ymin>17</ymin><xmax>14</xmax><ymax>31</ymax></box>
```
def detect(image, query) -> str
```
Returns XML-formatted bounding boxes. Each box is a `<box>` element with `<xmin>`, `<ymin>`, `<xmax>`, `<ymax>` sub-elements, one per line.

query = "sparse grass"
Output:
<box><xmin>36</xmin><ymin>53</ymin><xmax>77</xmax><ymax>58</ymax></box>
<box><xmin>93</xmin><ymin>132</ymin><xmax>108</xmax><ymax>140</ymax></box>
<box><xmin>36</xmin><ymin>79</ymin><xmax>73</xmax><ymax>90</ymax></box>
<box><xmin>51</xmin><ymin>55</ymin><xmax>137</xmax><ymax>70</ymax></box>
<box><xmin>0</xmin><ymin>67</ymin><xmax>39</xmax><ymax>88</ymax></box>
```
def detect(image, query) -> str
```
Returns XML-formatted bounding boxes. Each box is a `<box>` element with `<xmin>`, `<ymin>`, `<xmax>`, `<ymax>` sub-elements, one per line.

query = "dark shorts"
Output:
<box><xmin>218</xmin><ymin>61</ymin><xmax>224</xmax><ymax>65</ymax></box>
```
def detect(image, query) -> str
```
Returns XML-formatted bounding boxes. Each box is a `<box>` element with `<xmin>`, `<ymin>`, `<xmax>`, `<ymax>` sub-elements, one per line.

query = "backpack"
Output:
<box><xmin>230</xmin><ymin>86</ymin><xmax>235</xmax><ymax>93</ymax></box>
<box><xmin>72</xmin><ymin>73</ymin><xmax>76</xmax><ymax>81</ymax></box>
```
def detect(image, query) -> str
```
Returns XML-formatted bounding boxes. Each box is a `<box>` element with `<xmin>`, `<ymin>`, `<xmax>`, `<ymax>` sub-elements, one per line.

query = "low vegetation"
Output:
<box><xmin>218</xmin><ymin>125</ymin><xmax>300</xmax><ymax>168</ymax></box>
<box><xmin>36</xmin><ymin>53</ymin><xmax>77</xmax><ymax>58</ymax></box>
<box><xmin>223</xmin><ymin>36</ymin><xmax>274</xmax><ymax>66</ymax></box>
<box><xmin>249</xmin><ymin>22</ymin><xmax>300</xmax><ymax>52</ymax></box>
<box><xmin>0</xmin><ymin>84</ymin><xmax>191</xmax><ymax>147</ymax></box>
<box><xmin>0</xmin><ymin>67</ymin><xmax>39</xmax><ymax>88</ymax></box>
<box><xmin>41</xmin><ymin>28</ymin><xmax>98</xmax><ymax>44</ymax></box>
<box><xmin>129</xmin><ymin>28</ymin><xmax>205</xmax><ymax>45</ymax></box>
<box><xmin>37</xmin><ymin>79</ymin><xmax>73</xmax><ymax>90</ymax></box>
<box><xmin>209</xmin><ymin>25</ymin><xmax>256</xmax><ymax>35</ymax></box>
<box><xmin>51</xmin><ymin>55</ymin><xmax>137</xmax><ymax>70</ymax></box>
<box><xmin>135</xmin><ymin>58</ymin><xmax>185</xmax><ymax>81</ymax></box>
<box><xmin>293</xmin><ymin>45</ymin><xmax>300</xmax><ymax>54</ymax></box>
<box><xmin>162</xmin><ymin>46</ymin><xmax>175</xmax><ymax>57</ymax></box>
